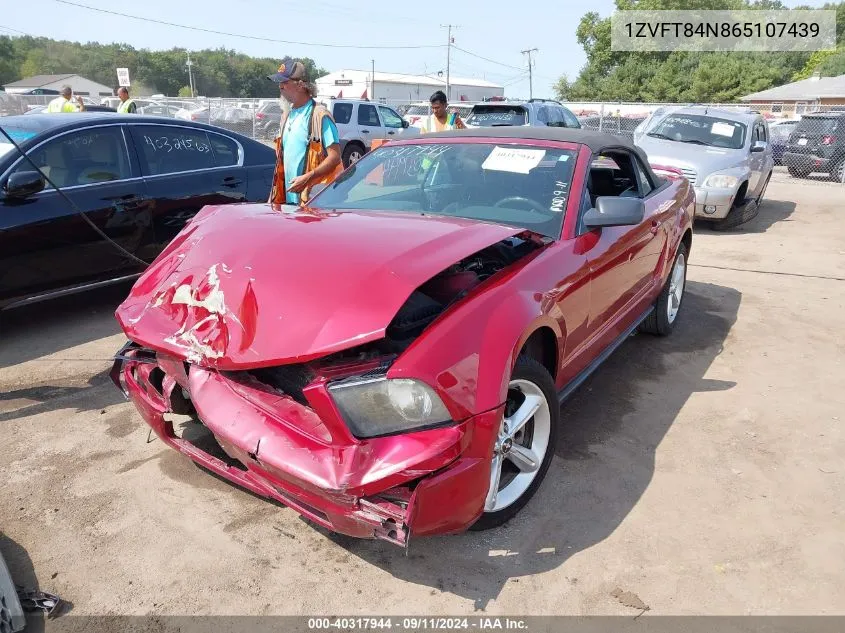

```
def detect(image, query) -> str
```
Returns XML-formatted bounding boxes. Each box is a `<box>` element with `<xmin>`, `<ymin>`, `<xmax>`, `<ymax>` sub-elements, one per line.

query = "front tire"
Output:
<box><xmin>471</xmin><ymin>356</ymin><xmax>559</xmax><ymax>531</ymax></box>
<box><xmin>639</xmin><ymin>243</ymin><xmax>688</xmax><ymax>336</ymax></box>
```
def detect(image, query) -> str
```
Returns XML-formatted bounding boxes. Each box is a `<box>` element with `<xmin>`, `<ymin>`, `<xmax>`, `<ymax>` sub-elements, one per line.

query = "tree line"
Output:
<box><xmin>0</xmin><ymin>35</ymin><xmax>327</xmax><ymax>98</ymax></box>
<box><xmin>555</xmin><ymin>0</ymin><xmax>845</xmax><ymax>103</ymax></box>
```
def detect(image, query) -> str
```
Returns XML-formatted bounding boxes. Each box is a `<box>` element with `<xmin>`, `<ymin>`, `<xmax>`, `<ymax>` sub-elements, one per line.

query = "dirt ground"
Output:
<box><xmin>2</xmin><ymin>172</ymin><xmax>844</xmax><ymax>618</ymax></box>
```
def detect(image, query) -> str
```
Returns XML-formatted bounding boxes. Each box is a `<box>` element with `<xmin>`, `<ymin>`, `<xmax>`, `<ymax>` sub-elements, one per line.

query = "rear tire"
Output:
<box><xmin>829</xmin><ymin>160</ymin><xmax>844</xmax><ymax>183</ymax></box>
<box><xmin>639</xmin><ymin>243</ymin><xmax>688</xmax><ymax>337</ymax></box>
<box><xmin>470</xmin><ymin>356</ymin><xmax>559</xmax><ymax>531</ymax></box>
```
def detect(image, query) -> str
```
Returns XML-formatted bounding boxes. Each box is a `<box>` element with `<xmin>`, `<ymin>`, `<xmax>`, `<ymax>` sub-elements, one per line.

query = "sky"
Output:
<box><xmin>1</xmin><ymin>0</ymin><xmax>834</xmax><ymax>100</ymax></box>
<box><xmin>1</xmin><ymin>0</ymin><xmax>620</xmax><ymax>99</ymax></box>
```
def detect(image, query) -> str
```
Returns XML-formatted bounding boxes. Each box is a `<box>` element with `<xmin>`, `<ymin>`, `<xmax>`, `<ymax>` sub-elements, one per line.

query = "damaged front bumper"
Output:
<box><xmin>111</xmin><ymin>343</ymin><xmax>500</xmax><ymax>547</ymax></box>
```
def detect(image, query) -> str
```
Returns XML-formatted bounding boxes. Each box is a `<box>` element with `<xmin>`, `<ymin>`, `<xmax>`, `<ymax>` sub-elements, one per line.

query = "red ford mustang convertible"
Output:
<box><xmin>112</xmin><ymin>128</ymin><xmax>694</xmax><ymax>547</ymax></box>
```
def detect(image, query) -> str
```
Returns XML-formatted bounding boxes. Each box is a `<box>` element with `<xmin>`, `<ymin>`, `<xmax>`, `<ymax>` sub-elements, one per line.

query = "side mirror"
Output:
<box><xmin>751</xmin><ymin>140</ymin><xmax>767</xmax><ymax>153</ymax></box>
<box><xmin>402</xmin><ymin>120</ymin><xmax>409</xmax><ymax>128</ymax></box>
<box><xmin>583</xmin><ymin>196</ymin><xmax>645</xmax><ymax>228</ymax></box>
<box><xmin>5</xmin><ymin>171</ymin><xmax>46</xmax><ymax>198</ymax></box>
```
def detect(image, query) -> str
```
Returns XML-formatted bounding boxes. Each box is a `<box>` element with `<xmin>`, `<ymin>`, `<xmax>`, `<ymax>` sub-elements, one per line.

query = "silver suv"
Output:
<box><xmin>319</xmin><ymin>99</ymin><xmax>420</xmax><ymax>167</ymax></box>
<box><xmin>464</xmin><ymin>99</ymin><xmax>581</xmax><ymax>129</ymax></box>
<box><xmin>636</xmin><ymin>107</ymin><xmax>774</xmax><ymax>230</ymax></box>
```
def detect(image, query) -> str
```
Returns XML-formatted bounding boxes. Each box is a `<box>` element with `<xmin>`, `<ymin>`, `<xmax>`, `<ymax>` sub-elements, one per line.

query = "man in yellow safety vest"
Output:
<box><xmin>116</xmin><ymin>87</ymin><xmax>136</xmax><ymax>114</ymax></box>
<box><xmin>420</xmin><ymin>90</ymin><xmax>465</xmax><ymax>134</ymax></box>
<box><xmin>46</xmin><ymin>86</ymin><xmax>85</xmax><ymax>113</ymax></box>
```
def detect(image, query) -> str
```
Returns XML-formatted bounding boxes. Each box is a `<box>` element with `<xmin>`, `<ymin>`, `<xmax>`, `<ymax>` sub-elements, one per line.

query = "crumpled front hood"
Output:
<box><xmin>116</xmin><ymin>204</ymin><xmax>524</xmax><ymax>369</ymax></box>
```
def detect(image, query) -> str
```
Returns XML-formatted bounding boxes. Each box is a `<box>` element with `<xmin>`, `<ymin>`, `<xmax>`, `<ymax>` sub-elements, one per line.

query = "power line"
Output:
<box><xmin>0</xmin><ymin>25</ymin><xmax>32</xmax><ymax>36</ymax></box>
<box><xmin>451</xmin><ymin>45</ymin><xmax>524</xmax><ymax>72</ymax></box>
<box><xmin>51</xmin><ymin>0</ymin><xmax>446</xmax><ymax>50</ymax></box>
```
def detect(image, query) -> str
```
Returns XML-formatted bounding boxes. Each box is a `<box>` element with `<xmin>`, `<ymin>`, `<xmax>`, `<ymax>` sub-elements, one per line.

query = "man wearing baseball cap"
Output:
<box><xmin>267</xmin><ymin>57</ymin><xmax>342</xmax><ymax>205</ymax></box>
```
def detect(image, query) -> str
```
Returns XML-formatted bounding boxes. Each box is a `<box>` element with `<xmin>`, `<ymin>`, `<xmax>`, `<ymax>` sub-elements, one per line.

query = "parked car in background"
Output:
<box><xmin>768</xmin><ymin>119</ymin><xmax>800</xmax><ymax>165</ymax></box>
<box><xmin>111</xmin><ymin>127</ymin><xmax>693</xmax><ymax>546</ymax></box>
<box><xmin>636</xmin><ymin>107</ymin><xmax>773</xmax><ymax>230</ymax></box>
<box><xmin>783</xmin><ymin>112</ymin><xmax>845</xmax><ymax>181</ymax></box>
<box><xmin>320</xmin><ymin>99</ymin><xmax>420</xmax><ymax>167</ymax></box>
<box><xmin>402</xmin><ymin>101</ymin><xmax>432</xmax><ymax>128</ymax></box>
<box><xmin>175</xmin><ymin>105</ymin><xmax>212</xmax><ymax>125</ymax></box>
<box><xmin>464</xmin><ymin>99</ymin><xmax>581</xmax><ymax>129</ymax></box>
<box><xmin>254</xmin><ymin>100</ymin><xmax>284</xmax><ymax>139</ymax></box>
<box><xmin>0</xmin><ymin>114</ymin><xmax>276</xmax><ymax>310</ymax></box>
<box><xmin>137</xmin><ymin>104</ymin><xmax>182</xmax><ymax>118</ymax></box>
<box><xmin>210</xmin><ymin>107</ymin><xmax>254</xmax><ymax>137</ymax></box>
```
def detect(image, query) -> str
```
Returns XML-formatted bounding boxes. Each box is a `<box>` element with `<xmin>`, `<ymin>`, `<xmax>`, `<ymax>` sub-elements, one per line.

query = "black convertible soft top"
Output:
<box><xmin>425</xmin><ymin>126</ymin><xmax>660</xmax><ymax>183</ymax></box>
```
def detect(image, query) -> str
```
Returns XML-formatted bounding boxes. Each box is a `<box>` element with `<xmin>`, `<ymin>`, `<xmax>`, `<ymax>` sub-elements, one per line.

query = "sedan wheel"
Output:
<box><xmin>638</xmin><ymin>242</ymin><xmax>688</xmax><ymax>337</ymax></box>
<box><xmin>472</xmin><ymin>356</ymin><xmax>559</xmax><ymax>530</ymax></box>
<box><xmin>667</xmin><ymin>251</ymin><xmax>686</xmax><ymax>324</ymax></box>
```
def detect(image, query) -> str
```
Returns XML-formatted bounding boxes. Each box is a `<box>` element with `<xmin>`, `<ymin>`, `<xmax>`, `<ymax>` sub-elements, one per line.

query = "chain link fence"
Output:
<box><xmin>2</xmin><ymin>91</ymin><xmax>843</xmax><ymax>184</ymax></box>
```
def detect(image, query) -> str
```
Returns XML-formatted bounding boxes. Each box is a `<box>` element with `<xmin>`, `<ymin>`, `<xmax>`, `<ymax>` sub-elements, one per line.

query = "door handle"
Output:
<box><xmin>221</xmin><ymin>177</ymin><xmax>243</xmax><ymax>188</ymax></box>
<box><xmin>388</xmin><ymin>131</ymin><xmax>395</xmax><ymax>135</ymax></box>
<box><xmin>361</xmin><ymin>129</ymin><xmax>370</xmax><ymax>133</ymax></box>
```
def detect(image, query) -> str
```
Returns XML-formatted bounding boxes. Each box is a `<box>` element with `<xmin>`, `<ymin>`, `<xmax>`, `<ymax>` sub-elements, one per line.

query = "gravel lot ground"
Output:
<box><xmin>2</xmin><ymin>173</ymin><xmax>843</xmax><ymax>621</ymax></box>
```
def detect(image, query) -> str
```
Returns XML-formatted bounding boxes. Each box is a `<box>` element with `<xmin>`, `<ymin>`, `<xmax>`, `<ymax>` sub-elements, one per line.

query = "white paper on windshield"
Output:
<box><xmin>711</xmin><ymin>122</ymin><xmax>736</xmax><ymax>137</ymax></box>
<box><xmin>482</xmin><ymin>146</ymin><xmax>546</xmax><ymax>174</ymax></box>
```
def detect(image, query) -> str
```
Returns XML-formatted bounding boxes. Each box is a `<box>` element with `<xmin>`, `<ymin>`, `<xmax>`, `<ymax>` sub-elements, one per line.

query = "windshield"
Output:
<box><xmin>798</xmin><ymin>117</ymin><xmax>838</xmax><ymax>135</ymax></box>
<box><xmin>309</xmin><ymin>142</ymin><xmax>577</xmax><ymax>239</ymax></box>
<box><xmin>466</xmin><ymin>106</ymin><xmax>527</xmax><ymax>127</ymax></box>
<box><xmin>647</xmin><ymin>114</ymin><xmax>747</xmax><ymax>149</ymax></box>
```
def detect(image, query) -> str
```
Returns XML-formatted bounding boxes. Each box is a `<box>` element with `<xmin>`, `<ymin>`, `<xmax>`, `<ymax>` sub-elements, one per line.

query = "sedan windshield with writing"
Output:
<box><xmin>466</xmin><ymin>106</ymin><xmax>528</xmax><ymax>127</ymax></box>
<box><xmin>309</xmin><ymin>142</ymin><xmax>577</xmax><ymax>238</ymax></box>
<box><xmin>648</xmin><ymin>115</ymin><xmax>747</xmax><ymax>149</ymax></box>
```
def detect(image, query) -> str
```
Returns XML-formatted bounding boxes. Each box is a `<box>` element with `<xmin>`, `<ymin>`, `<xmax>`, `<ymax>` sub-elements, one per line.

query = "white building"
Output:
<box><xmin>3</xmin><ymin>74</ymin><xmax>114</xmax><ymax>98</ymax></box>
<box><xmin>316</xmin><ymin>69</ymin><xmax>503</xmax><ymax>104</ymax></box>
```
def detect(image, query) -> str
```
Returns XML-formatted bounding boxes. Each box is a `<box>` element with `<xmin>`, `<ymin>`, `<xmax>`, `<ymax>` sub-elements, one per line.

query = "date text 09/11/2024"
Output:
<box><xmin>307</xmin><ymin>617</ymin><xmax>530</xmax><ymax>630</ymax></box>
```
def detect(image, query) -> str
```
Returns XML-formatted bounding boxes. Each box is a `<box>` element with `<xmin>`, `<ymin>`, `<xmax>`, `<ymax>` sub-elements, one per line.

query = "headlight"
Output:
<box><xmin>327</xmin><ymin>376</ymin><xmax>452</xmax><ymax>438</ymax></box>
<box><xmin>703</xmin><ymin>173</ymin><xmax>739</xmax><ymax>188</ymax></box>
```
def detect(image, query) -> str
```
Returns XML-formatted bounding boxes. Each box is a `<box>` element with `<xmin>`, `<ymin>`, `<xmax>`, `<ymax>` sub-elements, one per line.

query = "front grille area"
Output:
<box><xmin>680</xmin><ymin>168</ymin><xmax>697</xmax><ymax>185</ymax></box>
<box><xmin>246</xmin><ymin>364</ymin><xmax>316</xmax><ymax>405</ymax></box>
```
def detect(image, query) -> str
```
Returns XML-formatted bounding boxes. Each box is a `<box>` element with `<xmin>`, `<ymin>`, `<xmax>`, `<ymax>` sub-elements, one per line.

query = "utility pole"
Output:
<box><xmin>521</xmin><ymin>48</ymin><xmax>538</xmax><ymax>100</ymax></box>
<box><xmin>440</xmin><ymin>24</ymin><xmax>459</xmax><ymax>101</ymax></box>
<box><xmin>186</xmin><ymin>52</ymin><xmax>196</xmax><ymax>98</ymax></box>
<box><xmin>371</xmin><ymin>59</ymin><xmax>375</xmax><ymax>101</ymax></box>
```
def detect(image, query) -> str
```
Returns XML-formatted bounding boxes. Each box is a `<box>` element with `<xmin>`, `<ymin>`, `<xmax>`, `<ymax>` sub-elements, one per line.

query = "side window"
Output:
<box><xmin>561</xmin><ymin>107</ymin><xmax>580</xmax><ymax>128</ymax></box>
<box><xmin>634</xmin><ymin>158</ymin><xmax>654</xmax><ymax>196</ymax></box>
<box><xmin>12</xmin><ymin>126</ymin><xmax>130</xmax><ymax>189</ymax></box>
<box><xmin>537</xmin><ymin>106</ymin><xmax>549</xmax><ymax>125</ymax></box>
<box><xmin>358</xmin><ymin>104</ymin><xmax>380</xmax><ymax>127</ymax></box>
<box><xmin>209</xmin><ymin>133</ymin><xmax>240</xmax><ymax>167</ymax></box>
<box><xmin>759</xmin><ymin>122</ymin><xmax>768</xmax><ymax>142</ymax></box>
<box><xmin>130</xmin><ymin>125</ymin><xmax>216</xmax><ymax>176</ymax></box>
<box><xmin>378</xmin><ymin>106</ymin><xmax>404</xmax><ymax>128</ymax></box>
<box><xmin>333</xmin><ymin>102</ymin><xmax>353</xmax><ymax>125</ymax></box>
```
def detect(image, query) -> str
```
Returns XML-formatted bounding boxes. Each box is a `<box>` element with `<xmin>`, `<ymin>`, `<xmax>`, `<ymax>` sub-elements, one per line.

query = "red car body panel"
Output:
<box><xmin>116</xmin><ymin>204</ymin><xmax>525</xmax><ymax>370</ymax></box>
<box><xmin>113</xmin><ymin>135</ymin><xmax>694</xmax><ymax>546</ymax></box>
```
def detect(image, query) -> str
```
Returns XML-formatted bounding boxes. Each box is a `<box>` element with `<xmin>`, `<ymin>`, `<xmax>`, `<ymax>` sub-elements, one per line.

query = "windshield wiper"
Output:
<box><xmin>677</xmin><ymin>138</ymin><xmax>711</xmax><ymax>146</ymax></box>
<box><xmin>646</xmin><ymin>132</ymin><xmax>673</xmax><ymax>140</ymax></box>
